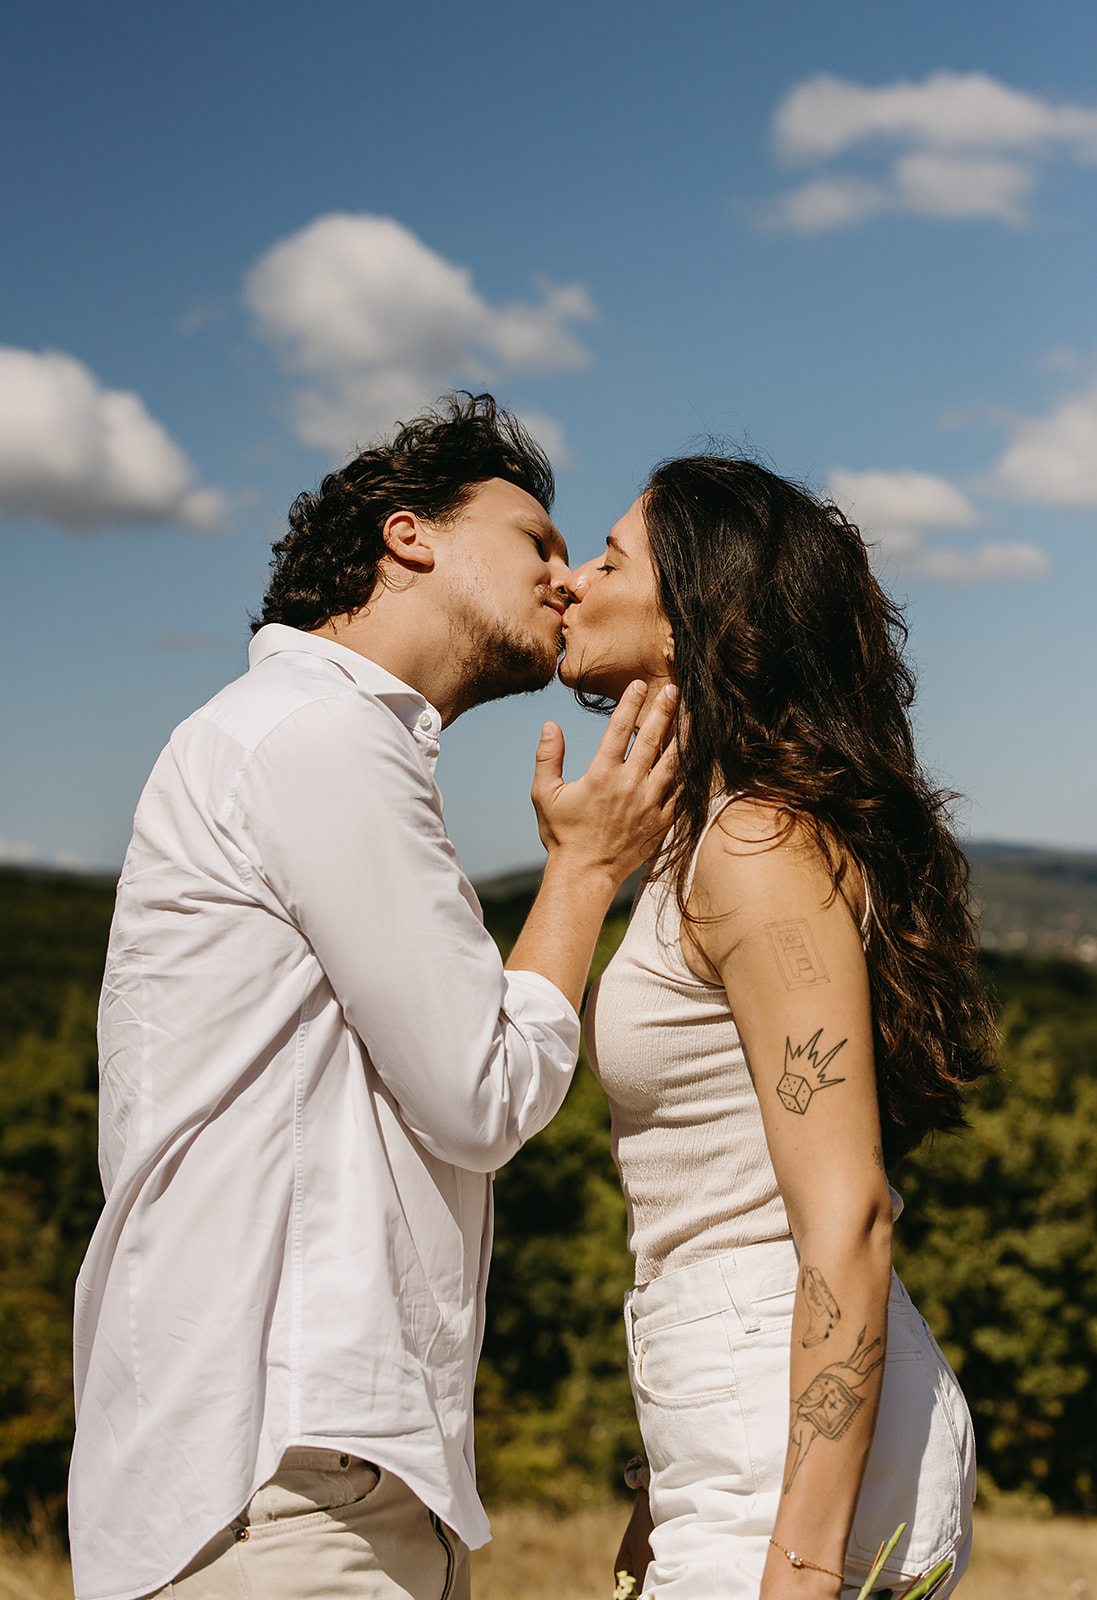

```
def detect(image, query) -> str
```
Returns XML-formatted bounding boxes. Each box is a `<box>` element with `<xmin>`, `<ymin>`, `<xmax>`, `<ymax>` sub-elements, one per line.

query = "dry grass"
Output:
<box><xmin>3</xmin><ymin>1508</ymin><xmax>1095</xmax><ymax>1597</ymax></box>
<box><xmin>473</xmin><ymin>1506</ymin><xmax>1097</xmax><ymax>1599</ymax></box>
<box><xmin>0</xmin><ymin>1536</ymin><xmax>71</xmax><ymax>1600</ymax></box>
<box><xmin>474</xmin><ymin>1506</ymin><xmax>626</xmax><ymax>1598</ymax></box>
<box><xmin>960</xmin><ymin>1511</ymin><xmax>1097</xmax><ymax>1598</ymax></box>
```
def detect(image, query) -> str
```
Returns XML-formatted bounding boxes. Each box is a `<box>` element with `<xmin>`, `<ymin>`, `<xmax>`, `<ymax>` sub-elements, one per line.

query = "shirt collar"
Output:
<box><xmin>248</xmin><ymin>624</ymin><xmax>443</xmax><ymax>751</ymax></box>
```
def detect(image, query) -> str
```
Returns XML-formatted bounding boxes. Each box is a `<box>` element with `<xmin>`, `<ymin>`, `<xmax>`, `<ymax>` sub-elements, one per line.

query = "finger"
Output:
<box><xmin>645</xmin><ymin>745</ymin><xmax>680</xmax><ymax>813</ymax></box>
<box><xmin>627</xmin><ymin>684</ymin><xmax>678</xmax><ymax>767</ymax></box>
<box><xmin>644</xmin><ymin>746</ymin><xmax>680</xmax><ymax>833</ymax></box>
<box><xmin>531</xmin><ymin>720</ymin><xmax>565</xmax><ymax>803</ymax></box>
<box><xmin>593</xmin><ymin>680</ymin><xmax>651</xmax><ymax>765</ymax></box>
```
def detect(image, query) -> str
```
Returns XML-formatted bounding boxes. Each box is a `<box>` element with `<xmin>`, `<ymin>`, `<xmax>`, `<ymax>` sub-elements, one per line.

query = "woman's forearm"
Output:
<box><xmin>762</xmin><ymin>1216</ymin><xmax>893</xmax><ymax>1598</ymax></box>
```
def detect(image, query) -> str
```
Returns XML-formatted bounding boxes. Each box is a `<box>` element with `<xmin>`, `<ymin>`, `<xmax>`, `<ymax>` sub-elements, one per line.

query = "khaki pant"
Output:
<box><xmin>149</xmin><ymin>1449</ymin><xmax>470</xmax><ymax>1600</ymax></box>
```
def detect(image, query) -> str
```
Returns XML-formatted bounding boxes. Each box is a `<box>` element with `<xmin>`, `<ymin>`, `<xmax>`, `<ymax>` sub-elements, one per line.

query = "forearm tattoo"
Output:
<box><xmin>800</xmin><ymin>1265</ymin><xmax>841</xmax><ymax>1349</ymax></box>
<box><xmin>777</xmin><ymin>1029</ymin><xmax>847</xmax><ymax>1114</ymax></box>
<box><xmin>766</xmin><ymin>920</ymin><xmax>829</xmax><ymax>989</ymax></box>
<box><xmin>784</xmin><ymin>1327</ymin><xmax>885</xmax><ymax>1493</ymax></box>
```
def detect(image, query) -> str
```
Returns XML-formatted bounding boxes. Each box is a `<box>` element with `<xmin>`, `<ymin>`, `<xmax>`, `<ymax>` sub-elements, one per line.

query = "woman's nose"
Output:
<box><xmin>566</xmin><ymin>565</ymin><xmax>593</xmax><ymax>601</ymax></box>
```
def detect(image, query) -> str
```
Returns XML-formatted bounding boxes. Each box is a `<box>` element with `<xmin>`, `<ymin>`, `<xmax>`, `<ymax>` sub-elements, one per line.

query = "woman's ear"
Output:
<box><xmin>381</xmin><ymin>510</ymin><xmax>436</xmax><ymax>572</ymax></box>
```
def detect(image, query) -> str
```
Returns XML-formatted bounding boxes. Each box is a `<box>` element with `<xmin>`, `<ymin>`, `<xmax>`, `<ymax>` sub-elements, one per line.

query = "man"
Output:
<box><xmin>69</xmin><ymin>394</ymin><xmax>675</xmax><ymax>1600</ymax></box>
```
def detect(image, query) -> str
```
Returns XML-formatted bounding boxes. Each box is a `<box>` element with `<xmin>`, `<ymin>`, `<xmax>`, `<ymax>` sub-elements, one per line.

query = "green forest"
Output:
<box><xmin>2</xmin><ymin>864</ymin><xmax>1097</xmax><ymax>1537</ymax></box>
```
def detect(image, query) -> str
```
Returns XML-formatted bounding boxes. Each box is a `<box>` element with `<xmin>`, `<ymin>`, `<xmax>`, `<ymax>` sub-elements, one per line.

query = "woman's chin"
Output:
<box><xmin>556</xmin><ymin>653</ymin><xmax>603</xmax><ymax>692</ymax></box>
<box><xmin>557</xmin><ymin>655</ymin><xmax>629</xmax><ymax>700</ymax></box>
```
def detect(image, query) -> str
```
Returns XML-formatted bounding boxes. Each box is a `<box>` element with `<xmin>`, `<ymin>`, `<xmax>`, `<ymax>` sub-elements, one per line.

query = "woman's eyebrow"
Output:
<box><xmin>606</xmin><ymin>535</ymin><xmax>628</xmax><ymax>558</ymax></box>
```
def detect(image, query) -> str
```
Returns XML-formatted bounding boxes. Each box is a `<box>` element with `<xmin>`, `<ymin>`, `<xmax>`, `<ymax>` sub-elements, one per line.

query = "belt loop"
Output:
<box><xmin>718</xmin><ymin>1250</ymin><xmax>761</xmax><ymax>1335</ymax></box>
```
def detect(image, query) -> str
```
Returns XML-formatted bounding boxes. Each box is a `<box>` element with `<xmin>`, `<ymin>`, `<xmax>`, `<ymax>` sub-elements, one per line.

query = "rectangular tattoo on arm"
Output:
<box><xmin>766</xmin><ymin>919</ymin><xmax>829</xmax><ymax>989</ymax></box>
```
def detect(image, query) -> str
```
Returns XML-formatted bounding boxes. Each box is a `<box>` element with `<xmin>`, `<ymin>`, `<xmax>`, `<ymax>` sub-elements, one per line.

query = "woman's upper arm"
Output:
<box><xmin>686</xmin><ymin>805</ymin><xmax>890</xmax><ymax>1240</ymax></box>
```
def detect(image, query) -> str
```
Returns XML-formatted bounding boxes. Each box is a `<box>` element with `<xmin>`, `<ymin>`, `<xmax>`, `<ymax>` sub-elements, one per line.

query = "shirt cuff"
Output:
<box><xmin>500</xmin><ymin>969</ymin><xmax>581</xmax><ymax>1058</ymax></box>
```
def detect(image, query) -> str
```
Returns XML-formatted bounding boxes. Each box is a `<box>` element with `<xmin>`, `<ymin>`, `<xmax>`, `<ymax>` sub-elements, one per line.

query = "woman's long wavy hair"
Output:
<box><xmin>639</xmin><ymin>455</ymin><xmax>994</xmax><ymax>1160</ymax></box>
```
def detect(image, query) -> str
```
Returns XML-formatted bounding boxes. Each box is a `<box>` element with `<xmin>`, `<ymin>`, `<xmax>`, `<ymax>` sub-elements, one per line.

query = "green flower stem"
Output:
<box><xmin>893</xmin><ymin>1559</ymin><xmax>953</xmax><ymax>1600</ymax></box>
<box><xmin>853</xmin><ymin>1524</ymin><xmax>906</xmax><ymax>1600</ymax></box>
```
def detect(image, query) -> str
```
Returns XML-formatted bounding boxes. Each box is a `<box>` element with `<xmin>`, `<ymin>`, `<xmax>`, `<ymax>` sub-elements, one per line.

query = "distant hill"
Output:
<box><xmin>0</xmin><ymin>865</ymin><xmax>116</xmax><ymax>1052</ymax></box>
<box><xmin>478</xmin><ymin>842</ymin><xmax>1097</xmax><ymax>966</ymax></box>
<box><xmin>2</xmin><ymin>839</ymin><xmax>1095</xmax><ymax>1024</ymax></box>
<box><xmin>966</xmin><ymin>841</ymin><xmax>1097</xmax><ymax>962</ymax></box>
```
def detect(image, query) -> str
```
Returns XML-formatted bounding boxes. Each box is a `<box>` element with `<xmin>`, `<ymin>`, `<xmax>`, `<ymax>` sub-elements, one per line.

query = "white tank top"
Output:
<box><xmin>585</xmin><ymin>804</ymin><xmax>887</xmax><ymax>1285</ymax></box>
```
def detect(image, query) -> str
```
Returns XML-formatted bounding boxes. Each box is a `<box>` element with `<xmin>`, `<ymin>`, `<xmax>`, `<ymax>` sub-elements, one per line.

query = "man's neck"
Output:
<box><xmin>309</xmin><ymin>605</ymin><xmax>467</xmax><ymax>728</ymax></box>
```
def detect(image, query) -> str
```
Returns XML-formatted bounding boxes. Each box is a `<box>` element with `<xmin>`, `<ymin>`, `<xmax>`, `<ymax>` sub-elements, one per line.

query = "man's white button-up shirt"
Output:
<box><xmin>69</xmin><ymin>625</ymin><xmax>580</xmax><ymax>1600</ymax></box>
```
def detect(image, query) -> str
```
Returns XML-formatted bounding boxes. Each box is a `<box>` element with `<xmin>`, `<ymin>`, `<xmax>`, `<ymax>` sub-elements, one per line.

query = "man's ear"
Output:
<box><xmin>381</xmin><ymin>510</ymin><xmax>437</xmax><ymax>572</ymax></box>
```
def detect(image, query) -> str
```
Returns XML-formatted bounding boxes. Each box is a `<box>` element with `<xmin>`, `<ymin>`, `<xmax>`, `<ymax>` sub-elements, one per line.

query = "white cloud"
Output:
<box><xmin>244</xmin><ymin>212</ymin><xmax>595</xmax><ymax>455</ymax></box>
<box><xmin>892</xmin><ymin>151</ymin><xmax>1033</xmax><ymax>221</ymax></box>
<box><xmin>767</xmin><ymin>71</ymin><xmax>1097</xmax><ymax>231</ymax></box>
<box><xmin>910</xmin><ymin>541</ymin><xmax>1050</xmax><ymax>580</ymax></box>
<box><xmin>515</xmin><ymin>409</ymin><xmax>571</xmax><ymax>470</ymax></box>
<box><xmin>990</xmin><ymin>378</ymin><xmax>1097</xmax><ymax>508</ymax></box>
<box><xmin>0</xmin><ymin>837</ymin><xmax>36</xmax><ymax>864</ymax></box>
<box><xmin>770</xmin><ymin>175</ymin><xmax>890</xmax><ymax>231</ymax></box>
<box><xmin>0</xmin><ymin>347</ymin><xmax>226</xmax><ymax>531</ymax></box>
<box><xmin>775</xmin><ymin>71</ymin><xmax>1097</xmax><ymax>162</ymax></box>
<box><xmin>829</xmin><ymin>467</ymin><xmax>979</xmax><ymax>532</ymax></box>
<box><xmin>0</xmin><ymin>840</ymin><xmax>86</xmax><ymax>871</ymax></box>
<box><xmin>828</xmin><ymin>467</ymin><xmax>1049</xmax><ymax>582</ymax></box>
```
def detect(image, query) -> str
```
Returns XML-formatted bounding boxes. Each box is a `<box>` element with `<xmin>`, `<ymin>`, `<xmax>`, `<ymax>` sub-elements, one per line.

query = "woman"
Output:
<box><xmin>553</xmin><ymin>458</ymin><xmax>991</xmax><ymax>1599</ymax></box>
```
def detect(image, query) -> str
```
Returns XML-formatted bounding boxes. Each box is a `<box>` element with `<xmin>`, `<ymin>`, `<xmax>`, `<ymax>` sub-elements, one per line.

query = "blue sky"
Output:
<box><xmin>2</xmin><ymin>0</ymin><xmax>1095</xmax><ymax>878</ymax></box>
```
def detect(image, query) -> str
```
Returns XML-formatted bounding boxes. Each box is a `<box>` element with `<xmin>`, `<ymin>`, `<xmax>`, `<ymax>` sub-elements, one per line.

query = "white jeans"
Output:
<box><xmin>147</xmin><ymin>1449</ymin><xmax>470</xmax><ymax>1600</ymax></box>
<box><xmin>625</xmin><ymin>1240</ymin><xmax>976</xmax><ymax>1599</ymax></box>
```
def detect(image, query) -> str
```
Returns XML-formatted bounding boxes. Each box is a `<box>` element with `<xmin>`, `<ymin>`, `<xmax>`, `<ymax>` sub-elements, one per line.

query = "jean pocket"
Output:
<box><xmin>847</xmin><ymin>1334</ymin><xmax>970</xmax><ymax>1582</ymax></box>
<box><xmin>631</xmin><ymin>1308</ymin><xmax>738</xmax><ymax>1407</ymax></box>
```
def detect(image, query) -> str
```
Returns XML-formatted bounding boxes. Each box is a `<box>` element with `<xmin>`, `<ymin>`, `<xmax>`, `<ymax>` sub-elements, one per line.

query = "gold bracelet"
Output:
<box><xmin>769</xmin><ymin>1537</ymin><xmax>844</xmax><ymax>1582</ymax></box>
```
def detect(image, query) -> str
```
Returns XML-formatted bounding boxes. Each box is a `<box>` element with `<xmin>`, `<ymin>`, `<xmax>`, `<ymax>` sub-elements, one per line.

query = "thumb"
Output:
<box><xmin>531</xmin><ymin>721</ymin><xmax>565</xmax><ymax>801</ymax></box>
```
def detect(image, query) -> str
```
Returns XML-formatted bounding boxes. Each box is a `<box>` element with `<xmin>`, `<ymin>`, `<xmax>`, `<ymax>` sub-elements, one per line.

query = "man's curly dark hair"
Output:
<box><xmin>252</xmin><ymin>393</ymin><xmax>555</xmax><ymax>634</ymax></box>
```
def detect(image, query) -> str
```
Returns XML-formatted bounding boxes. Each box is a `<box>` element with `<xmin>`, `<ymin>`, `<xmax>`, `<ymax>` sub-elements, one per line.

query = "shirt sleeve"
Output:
<box><xmin>233</xmin><ymin>690</ymin><xmax>580</xmax><ymax>1172</ymax></box>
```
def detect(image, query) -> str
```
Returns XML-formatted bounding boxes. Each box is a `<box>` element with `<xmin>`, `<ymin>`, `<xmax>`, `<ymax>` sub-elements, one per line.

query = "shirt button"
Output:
<box><xmin>417</xmin><ymin>711</ymin><xmax>432</xmax><ymax>731</ymax></box>
<box><xmin>234</xmin><ymin>1527</ymin><xmax>249</xmax><ymax>1542</ymax></box>
<box><xmin>339</xmin><ymin>1454</ymin><xmax>350</xmax><ymax>1469</ymax></box>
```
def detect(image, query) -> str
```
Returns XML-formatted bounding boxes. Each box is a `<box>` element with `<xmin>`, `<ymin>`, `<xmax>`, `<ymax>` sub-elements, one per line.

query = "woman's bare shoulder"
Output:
<box><xmin>701</xmin><ymin>797</ymin><xmax>819</xmax><ymax>865</ymax></box>
<box><xmin>692</xmin><ymin>799</ymin><xmax>855</xmax><ymax>922</ymax></box>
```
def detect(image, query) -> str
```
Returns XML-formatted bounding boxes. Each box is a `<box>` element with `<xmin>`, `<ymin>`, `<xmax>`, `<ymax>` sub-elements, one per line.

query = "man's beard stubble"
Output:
<box><xmin>454</xmin><ymin>614</ymin><xmax>562</xmax><ymax>711</ymax></box>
